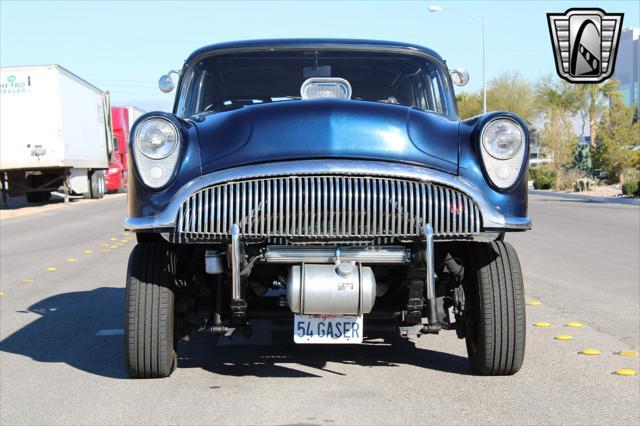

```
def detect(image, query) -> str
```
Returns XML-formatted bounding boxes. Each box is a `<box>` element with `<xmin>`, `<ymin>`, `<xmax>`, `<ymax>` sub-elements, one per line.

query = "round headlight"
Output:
<box><xmin>482</xmin><ymin>118</ymin><xmax>524</xmax><ymax>160</ymax></box>
<box><xmin>136</xmin><ymin>118</ymin><xmax>179</xmax><ymax>159</ymax></box>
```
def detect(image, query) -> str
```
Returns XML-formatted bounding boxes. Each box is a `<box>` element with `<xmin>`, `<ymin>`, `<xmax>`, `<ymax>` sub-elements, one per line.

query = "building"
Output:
<box><xmin>613</xmin><ymin>28</ymin><xmax>640</xmax><ymax>115</ymax></box>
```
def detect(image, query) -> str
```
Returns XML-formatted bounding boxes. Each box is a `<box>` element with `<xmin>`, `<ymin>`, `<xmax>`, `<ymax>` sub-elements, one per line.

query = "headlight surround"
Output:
<box><xmin>133</xmin><ymin>116</ymin><xmax>182</xmax><ymax>189</ymax></box>
<box><xmin>481</xmin><ymin>118</ymin><xmax>524</xmax><ymax>160</ymax></box>
<box><xmin>479</xmin><ymin>117</ymin><xmax>527</xmax><ymax>190</ymax></box>
<box><xmin>136</xmin><ymin>118</ymin><xmax>179</xmax><ymax>159</ymax></box>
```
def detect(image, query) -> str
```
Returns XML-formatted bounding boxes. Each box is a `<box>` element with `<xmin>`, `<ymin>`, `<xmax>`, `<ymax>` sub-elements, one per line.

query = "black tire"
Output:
<box><xmin>125</xmin><ymin>242</ymin><xmax>177</xmax><ymax>378</ymax></box>
<box><xmin>89</xmin><ymin>171</ymin><xmax>105</xmax><ymax>199</ymax></box>
<box><xmin>26</xmin><ymin>190</ymin><xmax>51</xmax><ymax>203</ymax></box>
<box><xmin>463</xmin><ymin>241</ymin><xmax>526</xmax><ymax>376</ymax></box>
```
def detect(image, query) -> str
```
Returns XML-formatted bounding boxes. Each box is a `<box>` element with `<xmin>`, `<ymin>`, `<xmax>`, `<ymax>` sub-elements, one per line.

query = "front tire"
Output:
<box><xmin>125</xmin><ymin>242</ymin><xmax>177</xmax><ymax>378</ymax></box>
<box><xmin>464</xmin><ymin>241</ymin><xmax>526</xmax><ymax>375</ymax></box>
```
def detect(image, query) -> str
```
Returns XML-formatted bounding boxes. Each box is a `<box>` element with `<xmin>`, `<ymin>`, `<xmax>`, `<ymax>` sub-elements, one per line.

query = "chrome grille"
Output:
<box><xmin>176</xmin><ymin>175</ymin><xmax>482</xmax><ymax>241</ymax></box>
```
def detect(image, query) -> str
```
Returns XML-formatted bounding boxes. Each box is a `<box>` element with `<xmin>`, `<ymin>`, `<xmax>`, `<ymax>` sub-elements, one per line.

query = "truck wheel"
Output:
<box><xmin>89</xmin><ymin>171</ymin><xmax>105</xmax><ymax>199</ymax></box>
<box><xmin>463</xmin><ymin>241</ymin><xmax>526</xmax><ymax>376</ymax></box>
<box><xmin>125</xmin><ymin>242</ymin><xmax>177</xmax><ymax>378</ymax></box>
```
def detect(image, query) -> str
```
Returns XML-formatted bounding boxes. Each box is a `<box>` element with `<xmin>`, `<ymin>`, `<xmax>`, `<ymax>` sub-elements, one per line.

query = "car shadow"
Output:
<box><xmin>0</xmin><ymin>288</ymin><xmax>473</xmax><ymax>379</ymax></box>
<box><xmin>179</xmin><ymin>322</ymin><xmax>474</xmax><ymax>377</ymax></box>
<box><xmin>0</xmin><ymin>287</ymin><xmax>128</xmax><ymax>379</ymax></box>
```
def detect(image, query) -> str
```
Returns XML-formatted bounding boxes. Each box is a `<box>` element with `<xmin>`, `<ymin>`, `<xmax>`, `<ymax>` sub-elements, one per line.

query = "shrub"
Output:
<box><xmin>572</xmin><ymin>144</ymin><xmax>593</xmax><ymax>175</ymax></box>
<box><xmin>636</xmin><ymin>181</ymin><xmax>640</xmax><ymax>197</ymax></box>
<box><xmin>622</xmin><ymin>181</ymin><xmax>638</xmax><ymax>196</ymax></box>
<box><xmin>573</xmin><ymin>177</ymin><xmax>597</xmax><ymax>192</ymax></box>
<box><xmin>533</xmin><ymin>175</ymin><xmax>553</xmax><ymax>190</ymax></box>
<box><xmin>558</xmin><ymin>169</ymin><xmax>583</xmax><ymax>191</ymax></box>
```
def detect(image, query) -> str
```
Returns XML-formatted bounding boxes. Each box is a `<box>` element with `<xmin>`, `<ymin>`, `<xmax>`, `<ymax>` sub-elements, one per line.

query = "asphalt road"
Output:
<box><xmin>1</xmin><ymin>194</ymin><xmax>638</xmax><ymax>425</ymax></box>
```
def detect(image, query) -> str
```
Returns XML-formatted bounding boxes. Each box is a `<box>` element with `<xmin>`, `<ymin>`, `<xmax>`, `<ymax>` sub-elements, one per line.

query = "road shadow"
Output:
<box><xmin>0</xmin><ymin>287</ymin><xmax>472</xmax><ymax>379</ymax></box>
<box><xmin>178</xmin><ymin>322</ymin><xmax>473</xmax><ymax>378</ymax></box>
<box><xmin>0</xmin><ymin>193</ymin><xmax>82</xmax><ymax>210</ymax></box>
<box><xmin>0</xmin><ymin>287</ymin><xmax>128</xmax><ymax>379</ymax></box>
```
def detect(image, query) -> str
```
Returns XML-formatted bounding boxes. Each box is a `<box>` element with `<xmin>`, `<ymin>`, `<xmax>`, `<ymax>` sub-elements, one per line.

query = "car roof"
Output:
<box><xmin>185</xmin><ymin>38</ymin><xmax>444</xmax><ymax>64</ymax></box>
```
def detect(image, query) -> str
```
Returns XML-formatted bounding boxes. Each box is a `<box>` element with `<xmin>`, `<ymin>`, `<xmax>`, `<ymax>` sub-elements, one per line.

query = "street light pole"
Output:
<box><xmin>428</xmin><ymin>5</ymin><xmax>486</xmax><ymax>113</ymax></box>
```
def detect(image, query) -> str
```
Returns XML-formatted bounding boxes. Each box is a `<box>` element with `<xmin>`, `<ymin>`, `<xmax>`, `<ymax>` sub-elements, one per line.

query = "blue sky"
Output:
<box><xmin>1</xmin><ymin>0</ymin><xmax>638</xmax><ymax>112</ymax></box>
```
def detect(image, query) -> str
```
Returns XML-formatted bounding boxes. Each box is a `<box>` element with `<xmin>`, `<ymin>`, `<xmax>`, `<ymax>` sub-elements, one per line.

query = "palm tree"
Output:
<box><xmin>535</xmin><ymin>77</ymin><xmax>582</xmax><ymax>188</ymax></box>
<box><xmin>575</xmin><ymin>80</ymin><xmax>620</xmax><ymax>150</ymax></box>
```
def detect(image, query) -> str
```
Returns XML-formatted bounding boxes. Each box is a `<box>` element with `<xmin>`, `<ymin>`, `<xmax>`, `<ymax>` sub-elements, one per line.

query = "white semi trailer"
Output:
<box><xmin>0</xmin><ymin>65</ymin><xmax>113</xmax><ymax>203</ymax></box>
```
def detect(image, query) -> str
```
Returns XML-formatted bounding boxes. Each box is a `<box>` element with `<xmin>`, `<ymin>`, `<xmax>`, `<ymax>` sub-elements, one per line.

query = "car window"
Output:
<box><xmin>178</xmin><ymin>50</ymin><xmax>456</xmax><ymax>119</ymax></box>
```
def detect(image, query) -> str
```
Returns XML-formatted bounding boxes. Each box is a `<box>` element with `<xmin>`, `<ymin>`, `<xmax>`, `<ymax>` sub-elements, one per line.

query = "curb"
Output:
<box><xmin>529</xmin><ymin>189</ymin><xmax>640</xmax><ymax>206</ymax></box>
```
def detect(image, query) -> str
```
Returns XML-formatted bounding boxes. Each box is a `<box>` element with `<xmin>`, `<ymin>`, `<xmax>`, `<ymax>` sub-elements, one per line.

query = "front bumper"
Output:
<box><xmin>124</xmin><ymin>159</ymin><xmax>531</xmax><ymax>236</ymax></box>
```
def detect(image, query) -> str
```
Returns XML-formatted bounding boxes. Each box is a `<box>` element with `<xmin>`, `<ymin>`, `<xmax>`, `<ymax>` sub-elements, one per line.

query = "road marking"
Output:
<box><xmin>101</xmin><ymin>249</ymin><xmax>111</xmax><ymax>253</ymax></box>
<box><xmin>613</xmin><ymin>369</ymin><xmax>637</xmax><ymax>376</ymax></box>
<box><xmin>101</xmin><ymin>243</ymin><xmax>110</xmax><ymax>247</ymax></box>
<box><xmin>46</xmin><ymin>267</ymin><xmax>57</xmax><ymax>271</ymax></box>
<box><xmin>109</xmin><ymin>245</ymin><xmax>118</xmax><ymax>249</ymax></box>
<box><xmin>579</xmin><ymin>349</ymin><xmax>601</xmax><ymax>355</ymax></box>
<box><xmin>20</xmin><ymin>278</ymin><xmax>34</xmax><ymax>284</ymax></box>
<box><xmin>527</xmin><ymin>301</ymin><xmax>542</xmax><ymax>306</ymax></box>
<box><xmin>0</xmin><ymin>291</ymin><xmax>5</xmax><ymax>296</ymax></box>
<box><xmin>67</xmin><ymin>258</ymin><xmax>78</xmax><ymax>262</ymax></box>
<box><xmin>96</xmin><ymin>328</ymin><xmax>124</xmax><ymax>336</ymax></box>
<box><xmin>533</xmin><ymin>322</ymin><xmax>552</xmax><ymax>327</ymax></box>
<box><xmin>110</xmin><ymin>237</ymin><xmax>118</xmax><ymax>241</ymax></box>
<box><xmin>617</xmin><ymin>351</ymin><xmax>638</xmax><ymax>357</ymax></box>
<box><xmin>83</xmin><ymin>249</ymin><xmax>93</xmax><ymax>254</ymax></box>
<box><xmin>554</xmin><ymin>334</ymin><xmax>573</xmax><ymax>340</ymax></box>
<box><xmin>565</xmin><ymin>322</ymin><xmax>584</xmax><ymax>327</ymax></box>
<box><xmin>120</xmin><ymin>239</ymin><xmax>129</xmax><ymax>243</ymax></box>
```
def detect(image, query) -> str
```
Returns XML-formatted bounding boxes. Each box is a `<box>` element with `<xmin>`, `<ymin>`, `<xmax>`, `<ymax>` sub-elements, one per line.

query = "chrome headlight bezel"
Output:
<box><xmin>135</xmin><ymin>117</ymin><xmax>180</xmax><ymax>160</ymax></box>
<box><xmin>478</xmin><ymin>116</ymin><xmax>527</xmax><ymax>191</ymax></box>
<box><xmin>481</xmin><ymin>118</ymin><xmax>525</xmax><ymax>160</ymax></box>
<box><xmin>132</xmin><ymin>115</ymin><xmax>182</xmax><ymax>189</ymax></box>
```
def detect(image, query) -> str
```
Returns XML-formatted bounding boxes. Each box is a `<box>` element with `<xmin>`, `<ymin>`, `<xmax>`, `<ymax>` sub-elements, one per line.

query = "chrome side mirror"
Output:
<box><xmin>450</xmin><ymin>68</ymin><xmax>470</xmax><ymax>86</ymax></box>
<box><xmin>158</xmin><ymin>70</ymin><xmax>181</xmax><ymax>93</ymax></box>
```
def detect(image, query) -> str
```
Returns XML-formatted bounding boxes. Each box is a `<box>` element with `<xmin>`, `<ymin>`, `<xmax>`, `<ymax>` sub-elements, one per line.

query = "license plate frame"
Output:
<box><xmin>294</xmin><ymin>314</ymin><xmax>363</xmax><ymax>344</ymax></box>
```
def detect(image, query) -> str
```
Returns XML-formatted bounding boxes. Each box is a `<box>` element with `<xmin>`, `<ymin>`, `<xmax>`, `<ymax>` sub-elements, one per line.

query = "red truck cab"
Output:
<box><xmin>105</xmin><ymin>107</ymin><xmax>129</xmax><ymax>192</ymax></box>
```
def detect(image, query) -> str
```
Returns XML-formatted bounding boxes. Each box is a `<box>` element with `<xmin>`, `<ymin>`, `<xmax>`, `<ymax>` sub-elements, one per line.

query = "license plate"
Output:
<box><xmin>294</xmin><ymin>314</ymin><xmax>363</xmax><ymax>344</ymax></box>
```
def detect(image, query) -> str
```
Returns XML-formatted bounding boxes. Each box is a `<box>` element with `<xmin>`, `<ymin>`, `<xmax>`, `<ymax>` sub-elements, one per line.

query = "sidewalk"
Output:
<box><xmin>529</xmin><ymin>189</ymin><xmax>640</xmax><ymax>206</ymax></box>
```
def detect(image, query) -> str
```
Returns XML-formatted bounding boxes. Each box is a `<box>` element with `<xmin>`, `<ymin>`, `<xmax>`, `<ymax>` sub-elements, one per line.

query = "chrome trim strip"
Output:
<box><xmin>125</xmin><ymin>159</ymin><xmax>530</xmax><ymax>232</ymax></box>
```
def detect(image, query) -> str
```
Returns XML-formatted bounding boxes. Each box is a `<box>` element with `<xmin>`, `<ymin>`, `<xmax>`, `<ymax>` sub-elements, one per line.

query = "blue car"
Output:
<box><xmin>124</xmin><ymin>39</ymin><xmax>531</xmax><ymax>378</ymax></box>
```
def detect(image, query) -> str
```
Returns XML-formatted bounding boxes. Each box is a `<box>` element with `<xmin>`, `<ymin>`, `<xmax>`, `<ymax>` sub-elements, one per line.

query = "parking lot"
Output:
<box><xmin>0</xmin><ymin>193</ymin><xmax>638</xmax><ymax>425</ymax></box>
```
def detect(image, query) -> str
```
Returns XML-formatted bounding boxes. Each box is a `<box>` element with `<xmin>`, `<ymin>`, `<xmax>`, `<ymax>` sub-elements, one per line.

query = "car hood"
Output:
<box><xmin>194</xmin><ymin>99</ymin><xmax>459</xmax><ymax>175</ymax></box>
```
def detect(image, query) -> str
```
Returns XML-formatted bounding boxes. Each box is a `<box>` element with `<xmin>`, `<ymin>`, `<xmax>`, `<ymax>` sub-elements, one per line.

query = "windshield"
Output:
<box><xmin>177</xmin><ymin>49</ymin><xmax>457</xmax><ymax>119</ymax></box>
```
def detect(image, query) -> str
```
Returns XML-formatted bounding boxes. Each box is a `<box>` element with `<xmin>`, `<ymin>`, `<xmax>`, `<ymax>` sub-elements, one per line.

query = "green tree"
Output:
<box><xmin>575</xmin><ymin>80</ymin><xmax>620</xmax><ymax>150</ymax></box>
<box><xmin>597</xmin><ymin>98</ymin><xmax>640</xmax><ymax>185</ymax></box>
<box><xmin>486</xmin><ymin>71</ymin><xmax>536</xmax><ymax>122</ymax></box>
<box><xmin>535</xmin><ymin>76</ymin><xmax>581</xmax><ymax>188</ymax></box>
<box><xmin>456</xmin><ymin>92</ymin><xmax>482</xmax><ymax>119</ymax></box>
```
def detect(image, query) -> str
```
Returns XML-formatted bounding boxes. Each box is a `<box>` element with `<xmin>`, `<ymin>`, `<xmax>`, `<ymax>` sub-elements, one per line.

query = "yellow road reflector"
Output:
<box><xmin>101</xmin><ymin>243</ymin><xmax>110</xmax><ymax>247</ymax></box>
<box><xmin>46</xmin><ymin>267</ymin><xmax>57</xmax><ymax>271</ymax></box>
<box><xmin>67</xmin><ymin>258</ymin><xmax>78</xmax><ymax>263</ymax></box>
<box><xmin>83</xmin><ymin>249</ymin><xmax>93</xmax><ymax>254</ymax></box>
<box><xmin>579</xmin><ymin>349</ymin><xmax>601</xmax><ymax>355</ymax></box>
<box><xmin>122</xmin><ymin>232</ymin><xmax>129</xmax><ymax>237</ymax></box>
<box><xmin>527</xmin><ymin>301</ymin><xmax>542</xmax><ymax>306</ymax></box>
<box><xmin>565</xmin><ymin>322</ymin><xmax>584</xmax><ymax>327</ymax></box>
<box><xmin>554</xmin><ymin>334</ymin><xmax>573</xmax><ymax>340</ymax></box>
<box><xmin>618</xmin><ymin>351</ymin><xmax>638</xmax><ymax>357</ymax></box>
<box><xmin>20</xmin><ymin>278</ymin><xmax>34</xmax><ymax>284</ymax></box>
<box><xmin>101</xmin><ymin>249</ymin><xmax>111</xmax><ymax>253</ymax></box>
<box><xmin>110</xmin><ymin>237</ymin><xmax>118</xmax><ymax>241</ymax></box>
<box><xmin>120</xmin><ymin>239</ymin><xmax>129</xmax><ymax>243</ymax></box>
<box><xmin>0</xmin><ymin>291</ymin><xmax>5</xmax><ymax>296</ymax></box>
<box><xmin>533</xmin><ymin>322</ymin><xmax>551</xmax><ymax>327</ymax></box>
<box><xmin>110</xmin><ymin>245</ymin><xmax>118</xmax><ymax>249</ymax></box>
<box><xmin>613</xmin><ymin>369</ymin><xmax>637</xmax><ymax>376</ymax></box>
